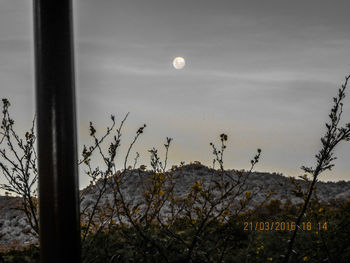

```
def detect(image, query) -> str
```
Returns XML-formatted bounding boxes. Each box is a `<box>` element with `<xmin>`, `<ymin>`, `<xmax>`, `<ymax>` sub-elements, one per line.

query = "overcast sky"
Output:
<box><xmin>1</xmin><ymin>0</ymin><xmax>350</xmax><ymax>191</ymax></box>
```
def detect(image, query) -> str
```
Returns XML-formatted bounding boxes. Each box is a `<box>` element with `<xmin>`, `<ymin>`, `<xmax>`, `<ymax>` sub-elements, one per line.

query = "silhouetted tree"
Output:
<box><xmin>282</xmin><ymin>74</ymin><xmax>350</xmax><ymax>263</ymax></box>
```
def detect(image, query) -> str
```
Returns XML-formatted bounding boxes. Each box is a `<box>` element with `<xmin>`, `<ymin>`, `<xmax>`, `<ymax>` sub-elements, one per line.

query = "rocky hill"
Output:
<box><xmin>1</xmin><ymin>163</ymin><xmax>350</xmax><ymax>251</ymax></box>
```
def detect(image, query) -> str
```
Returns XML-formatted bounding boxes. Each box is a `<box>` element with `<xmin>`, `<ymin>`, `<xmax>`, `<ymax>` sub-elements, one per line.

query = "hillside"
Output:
<box><xmin>1</xmin><ymin>163</ymin><xmax>350</xmax><ymax>251</ymax></box>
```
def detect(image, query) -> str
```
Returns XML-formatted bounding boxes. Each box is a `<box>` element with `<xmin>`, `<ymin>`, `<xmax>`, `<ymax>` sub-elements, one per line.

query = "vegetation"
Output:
<box><xmin>1</xmin><ymin>74</ymin><xmax>350</xmax><ymax>262</ymax></box>
<box><xmin>1</xmin><ymin>200</ymin><xmax>350</xmax><ymax>262</ymax></box>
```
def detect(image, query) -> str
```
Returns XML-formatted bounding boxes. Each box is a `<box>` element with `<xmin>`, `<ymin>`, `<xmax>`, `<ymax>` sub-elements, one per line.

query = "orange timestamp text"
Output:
<box><xmin>243</xmin><ymin>221</ymin><xmax>328</xmax><ymax>231</ymax></box>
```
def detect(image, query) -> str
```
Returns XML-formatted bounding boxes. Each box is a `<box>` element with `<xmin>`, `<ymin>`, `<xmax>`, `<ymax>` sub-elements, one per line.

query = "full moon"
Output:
<box><xmin>173</xmin><ymin>57</ymin><xmax>186</xmax><ymax>69</ymax></box>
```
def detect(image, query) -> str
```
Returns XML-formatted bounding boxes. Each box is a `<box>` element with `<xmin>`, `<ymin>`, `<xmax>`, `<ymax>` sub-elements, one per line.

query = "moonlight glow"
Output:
<box><xmin>173</xmin><ymin>57</ymin><xmax>186</xmax><ymax>69</ymax></box>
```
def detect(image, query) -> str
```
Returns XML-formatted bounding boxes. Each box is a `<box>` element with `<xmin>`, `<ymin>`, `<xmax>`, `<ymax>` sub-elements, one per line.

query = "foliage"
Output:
<box><xmin>0</xmin><ymin>99</ymin><xmax>39</xmax><ymax>235</ymax></box>
<box><xmin>2</xmin><ymin>199</ymin><xmax>350</xmax><ymax>262</ymax></box>
<box><xmin>282</xmin><ymin>74</ymin><xmax>350</xmax><ymax>263</ymax></box>
<box><xmin>1</xmin><ymin>74</ymin><xmax>350</xmax><ymax>262</ymax></box>
<box><xmin>1</xmin><ymin>245</ymin><xmax>39</xmax><ymax>263</ymax></box>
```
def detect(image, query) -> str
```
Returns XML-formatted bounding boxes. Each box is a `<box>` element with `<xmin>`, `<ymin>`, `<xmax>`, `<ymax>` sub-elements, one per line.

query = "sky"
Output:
<box><xmin>1</xmin><ymin>0</ymin><xmax>350</xmax><ymax>192</ymax></box>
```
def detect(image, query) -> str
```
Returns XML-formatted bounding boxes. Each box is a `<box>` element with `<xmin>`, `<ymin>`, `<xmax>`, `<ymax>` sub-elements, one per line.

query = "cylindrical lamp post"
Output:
<box><xmin>33</xmin><ymin>1</ymin><xmax>81</xmax><ymax>262</ymax></box>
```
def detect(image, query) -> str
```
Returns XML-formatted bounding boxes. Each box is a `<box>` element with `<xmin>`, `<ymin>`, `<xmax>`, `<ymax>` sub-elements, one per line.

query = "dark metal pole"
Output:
<box><xmin>33</xmin><ymin>1</ymin><xmax>81</xmax><ymax>262</ymax></box>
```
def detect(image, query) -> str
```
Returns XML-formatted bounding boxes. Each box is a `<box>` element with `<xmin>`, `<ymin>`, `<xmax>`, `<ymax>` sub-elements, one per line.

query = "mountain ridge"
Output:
<box><xmin>1</xmin><ymin>163</ymin><xmax>349</xmax><ymax>251</ymax></box>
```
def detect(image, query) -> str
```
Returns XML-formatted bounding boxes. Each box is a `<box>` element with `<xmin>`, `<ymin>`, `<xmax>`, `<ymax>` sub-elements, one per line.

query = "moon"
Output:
<box><xmin>173</xmin><ymin>57</ymin><xmax>186</xmax><ymax>69</ymax></box>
